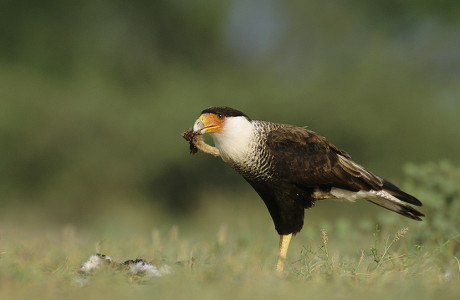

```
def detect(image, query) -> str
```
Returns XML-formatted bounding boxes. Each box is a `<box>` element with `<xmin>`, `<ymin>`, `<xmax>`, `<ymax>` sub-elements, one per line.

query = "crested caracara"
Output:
<box><xmin>184</xmin><ymin>106</ymin><xmax>423</xmax><ymax>272</ymax></box>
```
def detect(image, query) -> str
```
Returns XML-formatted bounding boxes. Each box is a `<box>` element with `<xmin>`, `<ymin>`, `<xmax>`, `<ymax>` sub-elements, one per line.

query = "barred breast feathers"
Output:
<box><xmin>235</xmin><ymin>121</ymin><xmax>282</xmax><ymax>181</ymax></box>
<box><xmin>209</xmin><ymin>119</ymin><xmax>281</xmax><ymax>181</ymax></box>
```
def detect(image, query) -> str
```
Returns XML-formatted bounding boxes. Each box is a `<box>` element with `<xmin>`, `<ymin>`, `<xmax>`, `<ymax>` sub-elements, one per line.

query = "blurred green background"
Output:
<box><xmin>1</xmin><ymin>0</ymin><xmax>459</xmax><ymax>233</ymax></box>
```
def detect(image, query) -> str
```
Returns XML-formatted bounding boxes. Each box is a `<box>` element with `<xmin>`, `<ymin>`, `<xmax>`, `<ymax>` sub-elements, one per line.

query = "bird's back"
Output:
<box><xmin>228</xmin><ymin>121</ymin><xmax>423</xmax><ymax>235</ymax></box>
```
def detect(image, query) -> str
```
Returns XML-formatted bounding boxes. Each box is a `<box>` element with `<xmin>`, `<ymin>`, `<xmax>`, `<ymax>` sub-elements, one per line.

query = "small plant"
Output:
<box><xmin>370</xmin><ymin>225</ymin><xmax>408</xmax><ymax>270</ymax></box>
<box><xmin>294</xmin><ymin>229</ymin><xmax>333</xmax><ymax>279</ymax></box>
<box><xmin>295</xmin><ymin>226</ymin><xmax>415</xmax><ymax>279</ymax></box>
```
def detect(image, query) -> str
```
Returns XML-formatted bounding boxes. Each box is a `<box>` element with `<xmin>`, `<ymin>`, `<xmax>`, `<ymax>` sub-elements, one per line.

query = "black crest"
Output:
<box><xmin>201</xmin><ymin>106</ymin><xmax>251</xmax><ymax>120</ymax></box>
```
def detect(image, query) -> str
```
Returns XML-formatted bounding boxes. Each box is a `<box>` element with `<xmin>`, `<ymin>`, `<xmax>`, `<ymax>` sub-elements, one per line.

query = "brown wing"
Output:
<box><xmin>266</xmin><ymin>125</ymin><xmax>385</xmax><ymax>192</ymax></box>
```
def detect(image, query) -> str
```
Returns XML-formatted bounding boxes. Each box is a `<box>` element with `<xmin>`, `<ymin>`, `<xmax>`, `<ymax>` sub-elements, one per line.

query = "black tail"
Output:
<box><xmin>367</xmin><ymin>178</ymin><xmax>424</xmax><ymax>221</ymax></box>
<box><xmin>382</xmin><ymin>179</ymin><xmax>422</xmax><ymax>206</ymax></box>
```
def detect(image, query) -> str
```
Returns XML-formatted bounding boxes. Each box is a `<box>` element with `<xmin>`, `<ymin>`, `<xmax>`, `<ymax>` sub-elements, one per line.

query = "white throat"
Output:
<box><xmin>208</xmin><ymin>116</ymin><xmax>255</xmax><ymax>164</ymax></box>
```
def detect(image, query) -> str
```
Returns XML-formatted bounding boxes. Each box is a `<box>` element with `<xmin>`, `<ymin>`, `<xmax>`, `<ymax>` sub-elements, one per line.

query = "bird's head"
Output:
<box><xmin>193</xmin><ymin>107</ymin><xmax>251</xmax><ymax>135</ymax></box>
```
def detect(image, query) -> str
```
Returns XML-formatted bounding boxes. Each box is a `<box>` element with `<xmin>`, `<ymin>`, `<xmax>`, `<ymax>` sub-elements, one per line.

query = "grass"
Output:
<box><xmin>1</xmin><ymin>161</ymin><xmax>458</xmax><ymax>299</ymax></box>
<box><xmin>1</xmin><ymin>196</ymin><xmax>459</xmax><ymax>300</ymax></box>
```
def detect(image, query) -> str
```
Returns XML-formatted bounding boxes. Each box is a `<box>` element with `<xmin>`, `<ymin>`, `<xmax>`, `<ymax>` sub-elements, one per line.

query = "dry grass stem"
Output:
<box><xmin>392</xmin><ymin>227</ymin><xmax>409</xmax><ymax>244</ymax></box>
<box><xmin>320</xmin><ymin>229</ymin><xmax>328</xmax><ymax>247</ymax></box>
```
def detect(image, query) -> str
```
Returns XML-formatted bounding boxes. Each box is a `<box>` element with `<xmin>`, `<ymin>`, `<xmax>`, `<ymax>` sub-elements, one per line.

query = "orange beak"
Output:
<box><xmin>193</xmin><ymin>113</ymin><xmax>224</xmax><ymax>134</ymax></box>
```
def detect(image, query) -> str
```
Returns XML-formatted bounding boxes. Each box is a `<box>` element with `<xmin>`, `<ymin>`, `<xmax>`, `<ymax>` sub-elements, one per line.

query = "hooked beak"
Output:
<box><xmin>192</xmin><ymin>113</ymin><xmax>223</xmax><ymax>135</ymax></box>
<box><xmin>193</xmin><ymin>118</ymin><xmax>206</xmax><ymax>135</ymax></box>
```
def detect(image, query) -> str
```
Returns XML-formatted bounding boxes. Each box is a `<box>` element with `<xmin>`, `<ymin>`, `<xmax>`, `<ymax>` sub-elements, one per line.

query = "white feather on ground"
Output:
<box><xmin>128</xmin><ymin>260</ymin><xmax>171</xmax><ymax>277</ymax></box>
<box><xmin>80</xmin><ymin>254</ymin><xmax>112</xmax><ymax>273</ymax></box>
<box><xmin>75</xmin><ymin>254</ymin><xmax>171</xmax><ymax>286</ymax></box>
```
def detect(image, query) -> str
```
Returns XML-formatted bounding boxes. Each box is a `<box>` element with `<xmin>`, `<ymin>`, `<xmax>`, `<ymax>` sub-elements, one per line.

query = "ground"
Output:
<box><xmin>1</xmin><ymin>195</ymin><xmax>459</xmax><ymax>300</ymax></box>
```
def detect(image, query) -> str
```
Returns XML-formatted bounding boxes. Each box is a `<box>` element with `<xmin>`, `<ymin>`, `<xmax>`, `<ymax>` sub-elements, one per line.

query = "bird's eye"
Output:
<box><xmin>216</xmin><ymin>114</ymin><xmax>223</xmax><ymax>120</ymax></box>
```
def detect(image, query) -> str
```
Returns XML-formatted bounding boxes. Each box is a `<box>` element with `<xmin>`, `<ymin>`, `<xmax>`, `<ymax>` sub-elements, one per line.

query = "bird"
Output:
<box><xmin>186</xmin><ymin>106</ymin><xmax>424</xmax><ymax>272</ymax></box>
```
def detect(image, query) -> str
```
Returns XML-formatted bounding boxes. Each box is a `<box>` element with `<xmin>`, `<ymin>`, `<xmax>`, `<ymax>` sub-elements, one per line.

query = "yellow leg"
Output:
<box><xmin>276</xmin><ymin>233</ymin><xmax>292</xmax><ymax>273</ymax></box>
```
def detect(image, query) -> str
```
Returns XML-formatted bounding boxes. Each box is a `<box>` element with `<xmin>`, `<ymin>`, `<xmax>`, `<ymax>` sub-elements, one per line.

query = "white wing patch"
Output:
<box><xmin>316</xmin><ymin>187</ymin><xmax>419</xmax><ymax>217</ymax></box>
<box><xmin>329</xmin><ymin>188</ymin><xmax>406</xmax><ymax>205</ymax></box>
